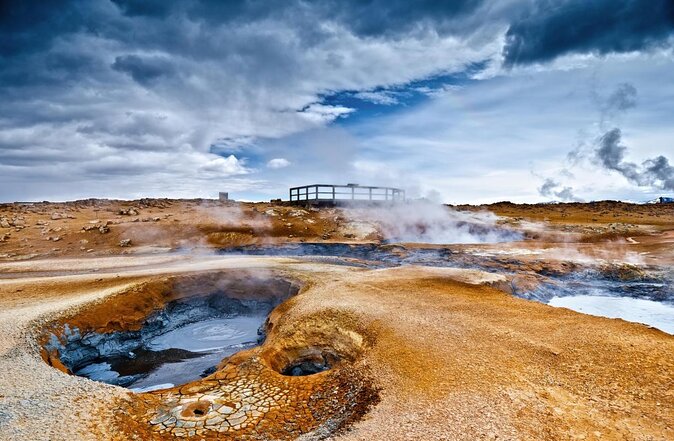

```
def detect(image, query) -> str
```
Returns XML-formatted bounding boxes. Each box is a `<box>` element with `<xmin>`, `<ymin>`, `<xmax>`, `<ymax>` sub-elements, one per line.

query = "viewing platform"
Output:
<box><xmin>289</xmin><ymin>183</ymin><xmax>405</xmax><ymax>205</ymax></box>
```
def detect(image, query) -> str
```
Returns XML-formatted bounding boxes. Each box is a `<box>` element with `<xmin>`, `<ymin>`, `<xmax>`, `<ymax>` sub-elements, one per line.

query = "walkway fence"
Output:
<box><xmin>289</xmin><ymin>184</ymin><xmax>405</xmax><ymax>204</ymax></box>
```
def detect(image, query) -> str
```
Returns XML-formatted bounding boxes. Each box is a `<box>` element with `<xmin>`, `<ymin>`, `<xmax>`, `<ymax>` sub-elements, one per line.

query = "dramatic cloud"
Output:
<box><xmin>504</xmin><ymin>0</ymin><xmax>674</xmax><ymax>66</ymax></box>
<box><xmin>1</xmin><ymin>0</ymin><xmax>513</xmax><ymax>200</ymax></box>
<box><xmin>111</xmin><ymin>55</ymin><xmax>175</xmax><ymax>86</ymax></box>
<box><xmin>595</xmin><ymin>128</ymin><xmax>674</xmax><ymax>191</ymax></box>
<box><xmin>1</xmin><ymin>1</ymin><xmax>673</xmax><ymax>201</ymax></box>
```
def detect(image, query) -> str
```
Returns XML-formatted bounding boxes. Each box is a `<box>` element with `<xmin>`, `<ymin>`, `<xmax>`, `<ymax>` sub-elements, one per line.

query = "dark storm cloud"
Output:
<box><xmin>111</xmin><ymin>55</ymin><xmax>175</xmax><ymax>85</ymax></box>
<box><xmin>504</xmin><ymin>0</ymin><xmax>674</xmax><ymax>66</ymax></box>
<box><xmin>109</xmin><ymin>0</ymin><xmax>486</xmax><ymax>35</ymax></box>
<box><xmin>596</xmin><ymin>128</ymin><xmax>674</xmax><ymax>191</ymax></box>
<box><xmin>317</xmin><ymin>0</ymin><xmax>486</xmax><ymax>37</ymax></box>
<box><xmin>110</xmin><ymin>0</ymin><xmax>176</xmax><ymax>18</ymax></box>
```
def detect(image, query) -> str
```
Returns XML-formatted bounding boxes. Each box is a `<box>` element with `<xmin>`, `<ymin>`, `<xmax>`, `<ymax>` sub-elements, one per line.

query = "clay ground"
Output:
<box><xmin>0</xmin><ymin>199</ymin><xmax>673</xmax><ymax>440</ymax></box>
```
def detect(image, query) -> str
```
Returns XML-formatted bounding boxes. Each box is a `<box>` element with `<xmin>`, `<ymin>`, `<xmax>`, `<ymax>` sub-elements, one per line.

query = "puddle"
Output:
<box><xmin>548</xmin><ymin>295</ymin><xmax>674</xmax><ymax>334</ymax></box>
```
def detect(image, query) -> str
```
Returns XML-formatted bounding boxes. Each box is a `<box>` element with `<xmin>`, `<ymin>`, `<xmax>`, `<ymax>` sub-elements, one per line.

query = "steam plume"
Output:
<box><xmin>344</xmin><ymin>200</ymin><xmax>522</xmax><ymax>244</ymax></box>
<box><xmin>538</xmin><ymin>178</ymin><xmax>581</xmax><ymax>201</ymax></box>
<box><xmin>596</xmin><ymin>128</ymin><xmax>674</xmax><ymax>191</ymax></box>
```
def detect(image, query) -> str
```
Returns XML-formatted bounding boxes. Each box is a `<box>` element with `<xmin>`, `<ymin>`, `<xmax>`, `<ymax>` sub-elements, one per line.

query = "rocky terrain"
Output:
<box><xmin>0</xmin><ymin>199</ymin><xmax>672</xmax><ymax>440</ymax></box>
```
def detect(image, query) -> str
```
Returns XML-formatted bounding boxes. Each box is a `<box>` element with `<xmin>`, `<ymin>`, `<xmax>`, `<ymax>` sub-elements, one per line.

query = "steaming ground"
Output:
<box><xmin>0</xmin><ymin>198</ymin><xmax>673</xmax><ymax>439</ymax></box>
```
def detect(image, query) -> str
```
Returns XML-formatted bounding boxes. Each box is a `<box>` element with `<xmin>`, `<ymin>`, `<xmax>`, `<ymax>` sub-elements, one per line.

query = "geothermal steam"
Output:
<box><xmin>345</xmin><ymin>201</ymin><xmax>521</xmax><ymax>244</ymax></box>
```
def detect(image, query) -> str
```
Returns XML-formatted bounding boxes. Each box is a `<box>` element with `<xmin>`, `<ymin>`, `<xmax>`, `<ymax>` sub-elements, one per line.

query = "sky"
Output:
<box><xmin>1</xmin><ymin>0</ymin><xmax>674</xmax><ymax>203</ymax></box>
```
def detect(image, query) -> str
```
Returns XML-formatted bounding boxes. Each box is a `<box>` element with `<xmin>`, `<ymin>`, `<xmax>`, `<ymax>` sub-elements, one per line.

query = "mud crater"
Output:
<box><xmin>40</xmin><ymin>272</ymin><xmax>301</xmax><ymax>391</ymax></box>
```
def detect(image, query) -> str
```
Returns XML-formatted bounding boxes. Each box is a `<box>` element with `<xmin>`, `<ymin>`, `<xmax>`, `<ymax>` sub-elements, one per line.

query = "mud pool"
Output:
<box><xmin>46</xmin><ymin>275</ymin><xmax>297</xmax><ymax>392</ymax></box>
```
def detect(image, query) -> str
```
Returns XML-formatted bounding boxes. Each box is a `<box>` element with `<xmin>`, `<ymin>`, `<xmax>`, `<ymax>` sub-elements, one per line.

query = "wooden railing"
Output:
<box><xmin>289</xmin><ymin>184</ymin><xmax>405</xmax><ymax>203</ymax></box>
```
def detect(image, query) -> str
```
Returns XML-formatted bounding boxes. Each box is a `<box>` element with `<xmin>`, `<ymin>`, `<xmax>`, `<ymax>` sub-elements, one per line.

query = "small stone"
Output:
<box><xmin>98</xmin><ymin>225</ymin><xmax>110</xmax><ymax>234</ymax></box>
<box><xmin>119</xmin><ymin>238</ymin><xmax>132</xmax><ymax>247</ymax></box>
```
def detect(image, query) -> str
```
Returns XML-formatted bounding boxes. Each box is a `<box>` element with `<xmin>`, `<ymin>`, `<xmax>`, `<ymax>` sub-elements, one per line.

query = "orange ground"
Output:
<box><xmin>0</xmin><ymin>199</ymin><xmax>672</xmax><ymax>440</ymax></box>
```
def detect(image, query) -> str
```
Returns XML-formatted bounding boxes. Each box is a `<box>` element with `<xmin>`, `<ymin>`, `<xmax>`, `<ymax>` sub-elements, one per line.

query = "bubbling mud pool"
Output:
<box><xmin>41</xmin><ymin>272</ymin><xmax>301</xmax><ymax>392</ymax></box>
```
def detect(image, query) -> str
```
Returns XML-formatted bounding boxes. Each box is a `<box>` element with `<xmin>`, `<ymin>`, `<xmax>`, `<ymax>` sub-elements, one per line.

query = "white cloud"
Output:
<box><xmin>199</xmin><ymin>155</ymin><xmax>250</xmax><ymax>175</ymax></box>
<box><xmin>297</xmin><ymin>104</ymin><xmax>355</xmax><ymax>124</ymax></box>
<box><xmin>353</xmin><ymin>91</ymin><xmax>399</xmax><ymax>105</ymax></box>
<box><xmin>267</xmin><ymin>158</ymin><xmax>291</xmax><ymax>169</ymax></box>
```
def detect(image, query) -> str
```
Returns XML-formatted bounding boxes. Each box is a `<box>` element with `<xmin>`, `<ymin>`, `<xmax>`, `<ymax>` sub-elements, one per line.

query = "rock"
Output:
<box><xmin>119</xmin><ymin>239</ymin><xmax>132</xmax><ymax>247</ymax></box>
<box><xmin>289</xmin><ymin>209</ymin><xmax>309</xmax><ymax>217</ymax></box>
<box><xmin>0</xmin><ymin>233</ymin><xmax>9</xmax><ymax>242</ymax></box>
<box><xmin>50</xmin><ymin>212</ymin><xmax>63</xmax><ymax>220</ymax></box>
<box><xmin>0</xmin><ymin>219</ymin><xmax>10</xmax><ymax>228</ymax></box>
<box><xmin>98</xmin><ymin>225</ymin><xmax>110</xmax><ymax>234</ymax></box>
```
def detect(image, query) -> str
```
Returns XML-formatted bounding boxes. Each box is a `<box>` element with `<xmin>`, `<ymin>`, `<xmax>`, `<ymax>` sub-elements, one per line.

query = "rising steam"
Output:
<box><xmin>595</xmin><ymin>128</ymin><xmax>674</xmax><ymax>191</ymax></box>
<box><xmin>538</xmin><ymin>178</ymin><xmax>581</xmax><ymax>202</ymax></box>
<box><xmin>538</xmin><ymin>81</ymin><xmax>674</xmax><ymax>198</ymax></box>
<box><xmin>344</xmin><ymin>201</ymin><xmax>522</xmax><ymax>244</ymax></box>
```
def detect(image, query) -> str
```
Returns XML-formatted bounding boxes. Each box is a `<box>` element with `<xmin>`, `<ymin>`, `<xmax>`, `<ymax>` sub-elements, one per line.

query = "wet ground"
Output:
<box><xmin>56</xmin><ymin>242</ymin><xmax>673</xmax><ymax>395</ymax></box>
<box><xmin>223</xmin><ymin>243</ymin><xmax>674</xmax><ymax>331</ymax></box>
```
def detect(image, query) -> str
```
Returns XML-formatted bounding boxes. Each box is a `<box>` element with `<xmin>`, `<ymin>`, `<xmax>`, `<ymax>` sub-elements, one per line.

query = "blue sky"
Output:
<box><xmin>1</xmin><ymin>1</ymin><xmax>674</xmax><ymax>203</ymax></box>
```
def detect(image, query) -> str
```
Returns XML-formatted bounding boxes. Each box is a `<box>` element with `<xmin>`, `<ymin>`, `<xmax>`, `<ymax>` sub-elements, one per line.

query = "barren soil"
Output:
<box><xmin>0</xmin><ymin>199</ymin><xmax>672</xmax><ymax>440</ymax></box>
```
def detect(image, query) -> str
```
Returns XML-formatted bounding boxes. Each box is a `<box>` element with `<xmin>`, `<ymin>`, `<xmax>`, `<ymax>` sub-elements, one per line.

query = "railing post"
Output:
<box><xmin>332</xmin><ymin>186</ymin><xmax>335</xmax><ymax>201</ymax></box>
